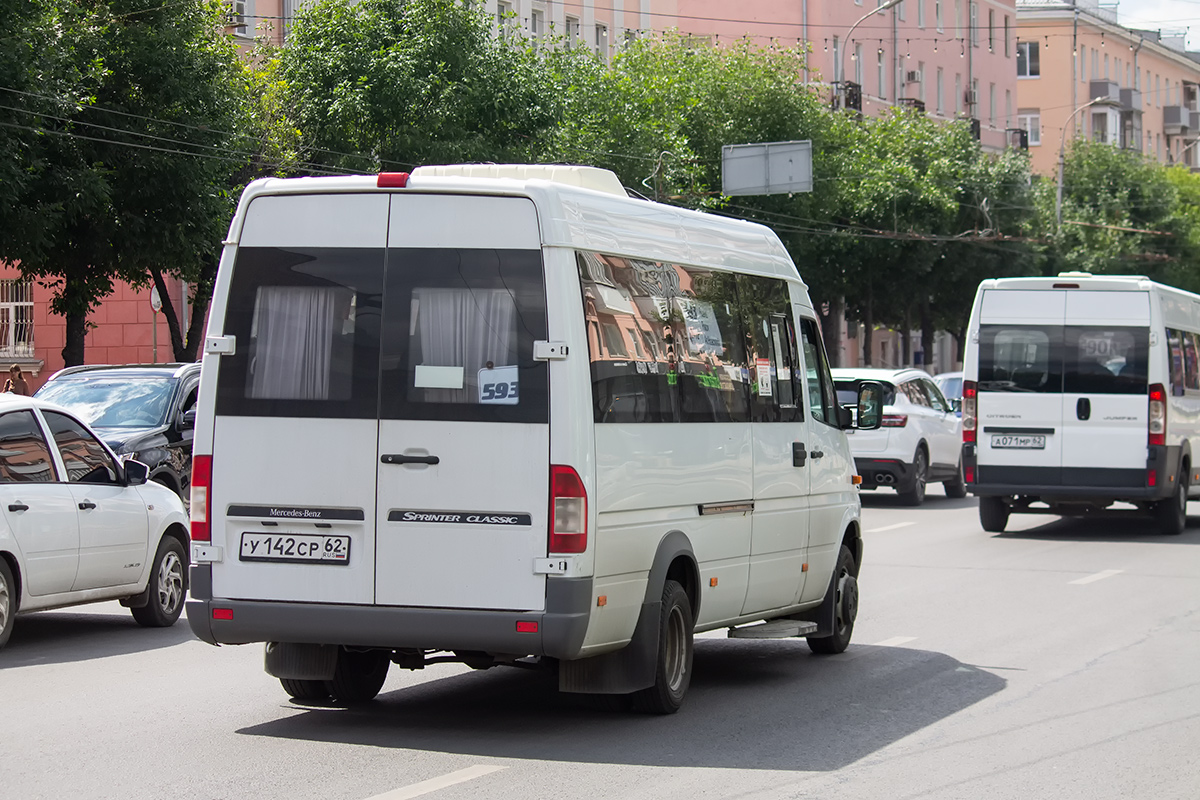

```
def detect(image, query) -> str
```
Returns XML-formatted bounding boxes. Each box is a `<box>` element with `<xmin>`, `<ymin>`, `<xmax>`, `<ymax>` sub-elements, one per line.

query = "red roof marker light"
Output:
<box><xmin>377</xmin><ymin>172</ymin><xmax>410</xmax><ymax>188</ymax></box>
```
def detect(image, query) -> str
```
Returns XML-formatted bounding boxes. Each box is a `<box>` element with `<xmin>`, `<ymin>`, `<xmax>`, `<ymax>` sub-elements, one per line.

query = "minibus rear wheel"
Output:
<box><xmin>280</xmin><ymin>679</ymin><xmax>330</xmax><ymax>702</ymax></box>
<box><xmin>631</xmin><ymin>579</ymin><xmax>693</xmax><ymax>714</ymax></box>
<box><xmin>1155</xmin><ymin>468</ymin><xmax>1189</xmax><ymax>536</ymax></box>
<box><xmin>979</xmin><ymin>496</ymin><xmax>1009</xmax><ymax>533</ymax></box>
<box><xmin>325</xmin><ymin>648</ymin><xmax>390</xmax><ymax>704</ymax></box>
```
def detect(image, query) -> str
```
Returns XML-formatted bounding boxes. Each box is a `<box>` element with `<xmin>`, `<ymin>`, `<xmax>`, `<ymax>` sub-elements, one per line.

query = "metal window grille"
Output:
<box><xmin>0</xmin><ymin>279</ymin><xmax>34</xmax><ymax>359</ymax></box>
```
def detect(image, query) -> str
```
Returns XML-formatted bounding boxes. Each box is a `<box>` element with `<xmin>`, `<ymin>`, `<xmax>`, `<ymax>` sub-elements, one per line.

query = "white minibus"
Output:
<box><xmin>185</xmin><ymin>165</ymin><xmax>882</xmax><ymax>713</ymax></box>
<box><xmin>962</xmin><ymin>272</ymin><xmax>1200</xmax><ymax>535</ymax></box>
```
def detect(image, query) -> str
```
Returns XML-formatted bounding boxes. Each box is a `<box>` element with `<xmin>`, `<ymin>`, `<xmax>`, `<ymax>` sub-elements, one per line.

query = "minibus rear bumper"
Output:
<box><xmin>965</xmin><ymin>444</ymin><xmax>1182</xmax><ymax>503</ymax></box>
<box><xmin>185</xmin><ymin>568</ymin><xmax>592</xmax><ymax>660</ymax></box>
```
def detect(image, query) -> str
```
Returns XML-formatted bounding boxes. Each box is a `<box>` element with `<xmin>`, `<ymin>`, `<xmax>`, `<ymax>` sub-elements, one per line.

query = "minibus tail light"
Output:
<box><xmin>1149</xmin><ymin>383</ymin><xmax>1166</xmax><ymax>446</ymax></box>
<box><xmin>549</xmin><ymin>465</ymin><xmax>587</xmax><ymax>554</ymax></box>
<box><xmin>191</xmin><ymin>455</ymin><xmax>212</xmax><ymax>543</ymax></box>
<box><xmin>962</xmin><ymin>381</ymin><xmax>977</xmax><ymax>444</ymax></box>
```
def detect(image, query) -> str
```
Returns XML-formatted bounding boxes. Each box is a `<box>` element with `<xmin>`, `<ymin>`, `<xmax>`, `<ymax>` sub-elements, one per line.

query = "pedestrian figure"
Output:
<box><xmin>3</xmin><ymin>365</ymin><xmax>29</xmax><ymax>396</ymax></box>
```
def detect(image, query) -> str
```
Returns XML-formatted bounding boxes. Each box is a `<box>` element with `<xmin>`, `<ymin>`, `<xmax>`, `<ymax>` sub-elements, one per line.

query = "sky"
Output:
<box><xmin>1118</xmin><ymin>0</ymin><xmax>1200</xmax><ymax>48</ymax></box>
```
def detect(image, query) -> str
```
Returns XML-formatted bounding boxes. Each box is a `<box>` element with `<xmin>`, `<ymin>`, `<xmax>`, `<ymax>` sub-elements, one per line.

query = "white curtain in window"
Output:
<box><xmin>248</xmin><ymin>286</ymin><xmax>340</xmax><ymax>400</ymax></box>
<box><xmin>412</xmin><ymin>288</ymin><xmax>517</xmax><ymax>402</ymax></box>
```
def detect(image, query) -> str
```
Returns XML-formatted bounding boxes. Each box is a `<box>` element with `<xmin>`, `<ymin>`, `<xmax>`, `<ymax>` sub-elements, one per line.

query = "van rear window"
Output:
<box><xmin>1064</xmin><ymin>327</ymin><xmax>1148</xmax><ymax>395</ymax></box>
<box><xmin>978</xmin><ymin>326</ymin><xmax>1058</xmax><ymax>393</ymax></box>
<box><xmin>978</xmin><ymin>324</ymin><xmax>1148</xmax><ymax>395</ymax></box>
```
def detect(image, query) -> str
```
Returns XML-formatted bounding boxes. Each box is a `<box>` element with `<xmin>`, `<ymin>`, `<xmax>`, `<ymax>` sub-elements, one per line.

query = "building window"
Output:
<box><xmin>855</xmin><ymin>43</ymin><xmax>863</xmax><ymax>86</ymax></box>
<box><xmin>878</xmin><ymin>47</ymin><xmax>886</xmax><ymax>98</ymax></box>
<box><xmin>495</xmin><ymin>0</ymin><xmax>511</xmax><ymax>28</ymax></box>
<box><xmin>899</xmin><ymin>0</ymin><xmax>906</xmax><ymax>22</ymax></box>
<box><xmin>989</xmin><ymin>83</ymin><xmax>996</xmax><ymax>124</ymax></box>
<box><xmin>955</xmin><ymin>73</ymin><xmax>962</xmax><ymax>114</ymax></box>
<box><xmin>1104</xmin><ymin>53</ymin><xmax>1109</xmax><ymax>80</ymax></box>
<box><xmin>1080</xmin><ymin>46</ymin><xmax>1086</xmax><ymax>82</ymax></box>
<box><xmin>595</xmin><ymin>23</ymin><xmax>608</xmax><ymax>60</ymax></box>
<box><xmin>937</xmin><ymin>67</ymin><xmax>944</xmax><ymax>114</ymax></box>
<box><xmin>1017</xmin><ymin>110</ymin><xmax>1040</xmax><ymax>146</ymax></box>
<box><xmin>228</xmin><ymin>0</ymin><xmax>252</xmax><ymax>37</ymax></box>
<box><xmin>530</xmin><ymin>9</ymin><xmax>543</xmax><ymax>36</ymax></box>
<box><xmin>918</xmin><ymin>61</ymin><xmax>926</xmax><ymax>102</ymax></box>
<box><xmin>955</xmin><ymin>0</ymin><xmax>962</xmax><ymax>39</ymax></box>
<box><xmin>1005</xmin><ymin>89</ymin><xmax>1011</xmax><ymax>127</ymax></box>
<box><xmin>988</xmin><ymin>9</ymin><xmax>994</xmax><ymax>51</ymax></box>
<box><xmin>1092</xmin><ymin>49</ymin><xmax>1098</xmax><ymax>82</ymax></box>
<box><xmin>970</xmin><ymin>3</ymin><xmax>978</xmax><ymax>46</ymax></box>
<box><xmin>565</xmin><ymin>15</ymin><xmax>580</xmax><ymax>47</ymax></box>
<box><xmin>0</xmin><ymin>279</ymin><xmax>33</xmax><ymax>359</ymax></box>
<box><xmin>1004</xmin><ymin>16</ymin><xmax>1010</xmax><ymax>56</ymax></box>
<box><xmin>1016</xmin><ymin>41</ymin><xmax>1039</xmax><ymax>77</ymax></box>
<box><xmin>918</xmin><ymin>0</ymin><xmax>925</xmax><ymax>28</ymax></box>
<box><xmin>936</xmin><ymin>0</ymin><xmax>943</xmax><ymax>32</ymax></box>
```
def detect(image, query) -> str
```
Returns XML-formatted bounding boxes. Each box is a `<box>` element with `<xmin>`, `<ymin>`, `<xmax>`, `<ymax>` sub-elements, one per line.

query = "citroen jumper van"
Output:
<box><xmin>962</xmin><ymin>272</ymin><xmax>1199</xmax><ymax>535</ymax></box>
<box><xmin>185</xmin><ymin>165</ymin><xmax>882</xmax><ymax>713</ymax></box>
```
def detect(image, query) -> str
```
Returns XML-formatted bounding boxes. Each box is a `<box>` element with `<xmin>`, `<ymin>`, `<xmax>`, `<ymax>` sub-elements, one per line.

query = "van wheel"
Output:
<box><xmin>1156</xmin><ymin>469</ymin><xmax>1189</xmax><ymax>536</ymax></box>
<box><xmin>807</xmin><ymin>545</ymin><xmax>858</xmax><ymax>655</ymax></box>
<box><xmin>631</xmin><ymin>579</ymin><xmax>693</xmax><ymax>714</ymax></box>
<box><xmin>898</xmin><ymin>449</ymin><xmax>927</xmax><ymax>506</ymax></box>
<box><xmin>280</xmin><ymin>679</ymin><xmax>331</xmax><ymax>701</ymax></box>
<box><xmin>979</xmin><ymin>496</ymin><xmax>1010</xmax><ymax>533</ymax></box>
<box><xmin>324</xmin><ymin>648</ymin><xmax>390</xmax><ymax>703</ymax></box>
<box><xmin>944</xmin><ymin>460</ymin><xmax>968</xmax><ymax>499</ymax></box>
<box><xmin>0</xmin><ymin>559</ymin><xmax>15</xmax><ymax>649</ymax></box>
<box><xmin>130</xmin><ymin>537</ymin><xmax>186</xmax><ymax>627</ymax></box>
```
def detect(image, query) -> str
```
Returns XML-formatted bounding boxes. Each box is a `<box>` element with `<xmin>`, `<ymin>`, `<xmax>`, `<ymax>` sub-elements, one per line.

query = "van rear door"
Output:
<box><xmin>1060</xmin><ymin>291</ymin><xmax>1150</xmax><ymax>487</ymax></box>
<box><xmin>976</xmin><ymin>290</ymin><xmax>1066</xmax><ymax>485</ymax></box>
<box><xmin>374</xmin><ymin>195</ymin><xmax>550</xmax><ymax>611</ymax></box>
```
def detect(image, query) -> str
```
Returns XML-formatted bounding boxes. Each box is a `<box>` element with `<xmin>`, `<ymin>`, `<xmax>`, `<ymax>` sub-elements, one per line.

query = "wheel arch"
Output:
<box><xmin>0</xmin><ymin>550</ymin><xmax>20</xmax><ymax>612</ymax></box>
<box><xmin>644</xmin><ymin>530</ymin><xmax>700</xmax><ymax>620</ymax></box>
<box><xmin>841</xmin><ymin>520</ymin><xmax>863</xmax><ymax>576</ymax></box>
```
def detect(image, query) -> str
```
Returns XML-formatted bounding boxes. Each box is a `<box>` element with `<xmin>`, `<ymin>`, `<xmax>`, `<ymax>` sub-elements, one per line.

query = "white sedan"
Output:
<box><xmin>0</xmin><ymin>395</ymin><xmax>189</xmax><ymax>648</ymax></box>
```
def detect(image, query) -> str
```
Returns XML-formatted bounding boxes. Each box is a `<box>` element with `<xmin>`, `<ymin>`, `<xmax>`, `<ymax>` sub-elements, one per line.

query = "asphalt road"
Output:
<box><xmin>6</xmin><ymin>487</ymin><xmax>1199</xmax><ymax>800</ymax></box>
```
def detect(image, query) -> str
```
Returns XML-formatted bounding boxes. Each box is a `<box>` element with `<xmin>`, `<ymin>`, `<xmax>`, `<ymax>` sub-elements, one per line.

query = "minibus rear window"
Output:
<box><xmin>977</xmin><ymin>326</ymin><xmax>1060</xmax><ymax>393</ymax></box>
<box><xmin>1064</xmin><ymin>326</ymin><xmax>1148</xmax><ymax>395</ymax></box>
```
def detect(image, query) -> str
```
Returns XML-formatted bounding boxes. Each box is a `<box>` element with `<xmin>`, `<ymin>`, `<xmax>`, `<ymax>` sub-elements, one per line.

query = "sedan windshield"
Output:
<box><xmin>36</xmin><ymin>378</ymin><xmax>175</xmax><ymax>429</ymax></box>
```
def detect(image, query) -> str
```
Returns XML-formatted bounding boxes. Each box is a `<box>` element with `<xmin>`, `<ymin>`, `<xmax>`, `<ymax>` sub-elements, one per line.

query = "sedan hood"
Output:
<box><xmin>91</xmin><ymin>426</ymin><xmax>162</xmax><ymax>454</ymax></box>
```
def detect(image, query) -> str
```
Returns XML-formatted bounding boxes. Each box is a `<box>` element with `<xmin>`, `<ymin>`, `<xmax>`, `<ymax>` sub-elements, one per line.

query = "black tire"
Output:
<box><xmin>807</xmin><ymin>545</ymin><xmax>859</xmax><ymax>655</ymax></box>
<box><xmin>631</xmin><ymin>579</ymin><xmax>693</xmax><ymax>714</ymax></box>
<box><xmin>281</xmin><ymin>678</ymin><xmax>331</xmax><ymax>701</ymax></box>
<box><xmin>131</xmin><ymin>536</ymin><xmax>186</xmax><ymax>628</ymax></box>
<box><xmin>0</xmin><ymin>558</ymin><xmax>15</xmax><ymax>649</ymax></box>
<box><xmin>324</xmin><ymin>648</ymin><xmax>390</xmax><ymax>704</ymax></box>
<box><xmin>944</xmin><ymin>460</ymin><xmax>968</xmax><ymax>499</ymax></box>
<box><xmin>1156</xmin><ymin>467</ymin><xmax>1189</xmax><ymax>536</ymax></box>
<box><xmin>979</xmin><ymin>496</ymin><xmax>1010</xmax><ymax>533</ymax></box>
<box><xmin>898</xmin><ymin>448</ymin><xmax>928</xmax><ymax>506</ymax></box>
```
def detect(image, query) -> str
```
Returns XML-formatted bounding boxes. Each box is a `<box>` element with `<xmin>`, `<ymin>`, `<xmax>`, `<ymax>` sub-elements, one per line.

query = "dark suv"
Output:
<box><xmin>33</xmin><ymin>363</ymin><xmax>201</xmax><ymax>500</ymax></box>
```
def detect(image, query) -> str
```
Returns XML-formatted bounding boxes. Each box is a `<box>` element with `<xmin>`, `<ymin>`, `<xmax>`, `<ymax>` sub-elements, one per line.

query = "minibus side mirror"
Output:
<box><xmin>855</xmin><ymin>381</ymin><xmax>884</xmax><ymax>430</ymax></box>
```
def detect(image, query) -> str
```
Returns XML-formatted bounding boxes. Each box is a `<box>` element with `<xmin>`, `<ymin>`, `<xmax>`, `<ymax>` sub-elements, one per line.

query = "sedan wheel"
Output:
<box><xmin>899</xmin><ymin>449</ymin><xmax>928</xmax><ymax>506</ymax></box>
<box><xmin>0</xmin><ymin>558</ymin><xmax>15</xmax><ymax>648</ymax></box>
<box><xmin>131</xmin><ymin>537</ymin><xmax>186</xmax><ymax>628</ymax></box>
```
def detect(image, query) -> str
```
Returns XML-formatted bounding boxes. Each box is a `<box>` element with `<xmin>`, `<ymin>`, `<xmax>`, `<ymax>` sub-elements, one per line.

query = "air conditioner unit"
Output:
<box><xmin>964</xmin><ymin>90</ymin><xmax>977</xmax><ymax>105</ymax></box>
<box><xmin>905</xmin><ymin>70</ymin><xmax>922</xmax><ymax>84</ymax></box>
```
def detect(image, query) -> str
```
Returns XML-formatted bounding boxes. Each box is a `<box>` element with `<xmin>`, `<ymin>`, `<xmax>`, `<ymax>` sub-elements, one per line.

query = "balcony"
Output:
<box><xmin>1089</xmin><ymin>80</ymin><xmax>1121</xmax><ymax>104</ymax></box>
<box><xmin>1120</xmin><ymin>88</ymin><xmax>1142</xmax><ymax>113</ymax></box>
<box><xmin>1164</xmin><ymin>105</ymin><xmax>1189</xmax><ymax>136</ymax></box>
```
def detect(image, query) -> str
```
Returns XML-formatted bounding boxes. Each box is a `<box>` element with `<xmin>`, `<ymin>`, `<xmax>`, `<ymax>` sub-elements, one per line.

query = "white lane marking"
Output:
<box><xmin>867</xmin><ymin>522</ymin><xmax>915</xmax><ymax>533</ymax></box>
<box><xmin>873</xmin><ymin>636</ymin><xmax>917</xmax><ymax>647</ymax></box>
<box><xmin>1069</xmin><ymin>569</ymin><xmax>1124</xmax><ymax>585</ymax></box>
<box><xmin>365</xmin><ymin>766</ymin><xmax>507</xmax><ymax>800</ymax></box>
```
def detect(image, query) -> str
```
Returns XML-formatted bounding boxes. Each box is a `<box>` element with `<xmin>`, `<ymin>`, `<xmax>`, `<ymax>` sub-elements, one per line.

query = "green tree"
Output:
<box><xmin>0</xmin><ymin>0</ymin><xmax>248</xmax><ymax>365</ymax></box>
<box><xmin>277</xmin><ymin>0</ymin><xmax>558</xmax><ymax>173</ymax></box>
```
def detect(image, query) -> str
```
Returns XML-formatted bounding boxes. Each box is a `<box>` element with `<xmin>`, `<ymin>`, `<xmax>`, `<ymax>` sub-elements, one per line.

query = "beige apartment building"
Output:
<box><xmin>1015</xmin><ymin>0</ymin><xmax>1200</xmax><ymax>174</ymax></box>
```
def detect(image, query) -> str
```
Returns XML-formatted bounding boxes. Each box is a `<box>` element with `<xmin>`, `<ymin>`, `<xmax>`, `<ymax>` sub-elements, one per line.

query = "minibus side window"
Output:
<box><xmin>738</xmin><ymin>275</ymin><xmax>803</xmax><ymax>423</ymax></box>
<box><xmin>798</xmin><ymin>318</ymin><xmax>838</xmax><ymax>426</ymax></box>
<box><xmin>1168</xmin><ymin>329</ymin><xmax>1186</xmax><ymax>396</ymax></box>
<box><xmin>1186</xmin><ymin>332</ymin><xmax>1200</xmax><ymax>391</ymax></box>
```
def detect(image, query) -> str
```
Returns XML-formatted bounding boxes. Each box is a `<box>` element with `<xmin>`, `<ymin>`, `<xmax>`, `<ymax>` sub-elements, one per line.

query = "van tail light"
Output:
<box><xmin>1149</xmin><ymin>383</ymin><xmax>1166</xmax><ymax>446</ymax></box>
<box><xmin>881</xmin><ymin>414</ymin><xmax>908</xmax><ymax>427</ymax></box>
<box><xmin>962</xmin><ymin>380</ymin><xmax>977</xmax><ymax>444</ymax></box>
<box><xmin>190</xmin><ymin>455</ymin><xmax>212</xmax><ymax>543</ymax></box>
<box><xmin>549</xmin><ymin>465</ymin><xmax>587</xmax><ymax>554</ymax></box>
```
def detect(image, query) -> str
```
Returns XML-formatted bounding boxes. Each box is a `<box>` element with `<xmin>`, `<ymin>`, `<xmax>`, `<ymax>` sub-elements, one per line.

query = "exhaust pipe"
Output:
<box><xmin>876</xmin><ymin>473</ymin><xmax>895</xmax><ymax>484</ymax></box>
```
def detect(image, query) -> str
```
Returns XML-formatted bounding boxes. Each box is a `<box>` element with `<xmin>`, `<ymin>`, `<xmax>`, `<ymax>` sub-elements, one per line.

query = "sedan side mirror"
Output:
<box><xmin>179</xmin><ymin>409</ymin><xmax>196</xmax><ymax>430</ymax></box>
<box><xmin>856</xmin><ymin>381</ymin><xmax>884</xmax><ymax>430</ymax></box>
<box><xmin>123</xmin><ymin>458</ymin><xmax>150</xmax><ymax>486</ymax></box>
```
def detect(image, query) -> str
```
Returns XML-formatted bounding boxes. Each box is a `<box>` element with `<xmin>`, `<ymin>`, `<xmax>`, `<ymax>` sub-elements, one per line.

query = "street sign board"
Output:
<box><xmin>721</xmin><ymin>140</ymin><xmax>813</xmax><ymax>196</ymax></box>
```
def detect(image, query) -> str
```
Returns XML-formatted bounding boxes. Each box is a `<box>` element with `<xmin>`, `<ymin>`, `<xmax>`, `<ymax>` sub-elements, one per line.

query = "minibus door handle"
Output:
<box><xmin>1077</xmin><ymin>398</ymin><xmax>1091</xmax><ymax>421</ymax></box>
<box><xmin>381</xmin><ymin>453</ymin><xmax>440</xmax><ymax>466</ymax></box>
<box><xmin>793</xmin><ymin>443</ymin><xmax>807</xmax><ymax>467</ymax></box>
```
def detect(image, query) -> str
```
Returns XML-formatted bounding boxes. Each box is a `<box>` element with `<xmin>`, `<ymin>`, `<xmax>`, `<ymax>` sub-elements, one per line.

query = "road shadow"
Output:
<box><xmin>237</xmin><ymin>639</ymin><xmax>1005</xmax><ymax>771</ymax></box>
<box><xmin>0</xmin><ymin>607</ymin><xmax>193</xmax><ymax>667</ymax></box>
<box><xmin>998</xmin><ymin>512</ymin><xmax>1200</xmax><ymax>544</ymax></box>
<box><xmin>860</xmin><ymin>491</ymin><xmax>977</xmax><ymax>512</ymax></box>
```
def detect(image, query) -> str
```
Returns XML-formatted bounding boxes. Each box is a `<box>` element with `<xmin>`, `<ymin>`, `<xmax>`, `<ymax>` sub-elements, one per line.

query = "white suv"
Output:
<box><xmin>0</xmin><ymin>395</ymin><xmax>190</xmax><ymax>648</ymax></box>
<box><xmin>832</xmin><ymin>368</ymin><xmax>965</xmax><ymax>505</ymax></box>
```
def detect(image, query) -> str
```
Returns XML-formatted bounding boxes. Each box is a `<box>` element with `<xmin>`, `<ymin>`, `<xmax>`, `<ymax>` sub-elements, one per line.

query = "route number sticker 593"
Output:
<box><xmin>239</xmin><ymin>532</ymin><xmax>351</xmax><ymax>565</ymax></box>
<box><xmin>478</xmin><ymin>365</ymin><xmax>519</xmax><ymax>405</ymax></box>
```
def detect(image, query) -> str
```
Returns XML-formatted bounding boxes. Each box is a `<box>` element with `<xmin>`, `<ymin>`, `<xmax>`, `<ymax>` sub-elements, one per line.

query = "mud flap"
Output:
<box><xmin>264</xmin><ymin>642</ymin><xmax>338</xmax><ymax>680</ymax></box>
<box><xmin>789</xmin><ymin>567</ymin><xmax>837</xmax><ymax>638</ymax></box>
<box><xmin>557</xmin><ymin>600</ymin><xmax>659</xmax><ymax>695</ymax></box>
